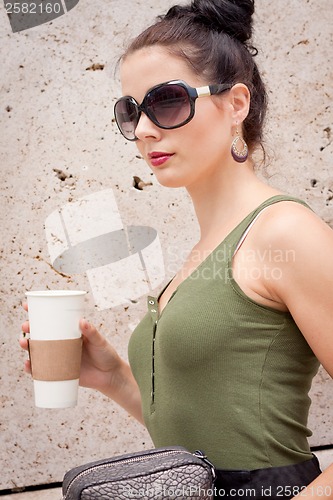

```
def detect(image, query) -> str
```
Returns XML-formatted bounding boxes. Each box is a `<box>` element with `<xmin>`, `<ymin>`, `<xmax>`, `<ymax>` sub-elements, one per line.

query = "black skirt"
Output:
<box><xmin>214</xmin><ymin>455</ymin><xmax>321</xmax><ymax>499</ymax></box>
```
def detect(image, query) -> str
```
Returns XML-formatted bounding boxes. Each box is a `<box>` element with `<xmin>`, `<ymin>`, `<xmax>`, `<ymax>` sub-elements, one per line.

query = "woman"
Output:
<box><xmin>21</xmin><ymin>1</ymin><xmax>333</xmax><ymax>498</ymax></box>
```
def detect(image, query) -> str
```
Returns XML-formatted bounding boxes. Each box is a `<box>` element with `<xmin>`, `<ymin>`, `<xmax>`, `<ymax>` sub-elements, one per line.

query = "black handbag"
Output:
<box><xmin>62</xmin><ymin>446</ymin><xmax>216</xmax><ymax>499</ymax></box>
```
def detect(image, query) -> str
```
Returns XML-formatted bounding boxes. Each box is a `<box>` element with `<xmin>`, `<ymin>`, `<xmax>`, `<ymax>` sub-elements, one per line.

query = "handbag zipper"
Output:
<box><xmin>63</xmin><ymin>449</ymin><xmax>215</xmax><ymax>499</ymax></box>
<box><xmin>64</xmin><ymin>450</ymin><xmax>185</xmax><ymax>499</ymax></box>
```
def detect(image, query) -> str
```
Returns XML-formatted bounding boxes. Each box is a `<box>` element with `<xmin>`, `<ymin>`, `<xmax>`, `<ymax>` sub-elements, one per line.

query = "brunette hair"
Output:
<box><xmin>122</xmin><ymin>0</ymin><xmax>267</xmax><ymax>154</ymax></box>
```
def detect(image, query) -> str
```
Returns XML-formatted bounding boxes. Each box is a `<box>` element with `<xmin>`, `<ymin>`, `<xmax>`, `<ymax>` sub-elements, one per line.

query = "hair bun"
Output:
<box><xmin>193</xmin><ymin>0</ymin><xmax>254</xmax><ymax>42</ymax></box>
<box><xmin>165</xmin><ymin>0</ymin><xmax>255</xmax><ymax>44</ymax></box>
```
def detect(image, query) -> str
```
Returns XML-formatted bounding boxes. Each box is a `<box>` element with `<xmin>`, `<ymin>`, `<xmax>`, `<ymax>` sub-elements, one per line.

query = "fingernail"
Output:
<box><xmin>82</xmin><ymin>319</ymin><xmax>89</xmax><ymax>330</ymax></box>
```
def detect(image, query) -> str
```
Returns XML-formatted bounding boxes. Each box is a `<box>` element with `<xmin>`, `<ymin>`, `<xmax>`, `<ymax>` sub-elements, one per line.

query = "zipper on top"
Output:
<box><xmin>148</xmin><ymin>297</ymin><xmax>159</xmax><ymax>407</ymax></box>
<box><xmin>147</xmin><ymin>291</ymin><xmax>177</xmax><ymax>408</ymax></box>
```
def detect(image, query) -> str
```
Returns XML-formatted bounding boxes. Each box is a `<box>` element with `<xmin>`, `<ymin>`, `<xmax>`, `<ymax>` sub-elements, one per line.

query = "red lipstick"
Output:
<box><xmin>148</xmin><ymin>151</ymin><xmax>174</xmax><ymax>167</ymax></box>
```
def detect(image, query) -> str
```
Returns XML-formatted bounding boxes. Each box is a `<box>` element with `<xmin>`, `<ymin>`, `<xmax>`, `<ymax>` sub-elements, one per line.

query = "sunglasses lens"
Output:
<box><xmin>114</xmin><ymin>98</ymin><xmax>139</xmax><ymax>141</ymax></box>
<box><xmin>147</xmin><ymin>84</ymin><xmax>191</xmax><ymax>128</ymax></box>
<box><xmin>114</xmin><ymin>83</ymin><xmax>193</xmax><ymax>140</ymax></box>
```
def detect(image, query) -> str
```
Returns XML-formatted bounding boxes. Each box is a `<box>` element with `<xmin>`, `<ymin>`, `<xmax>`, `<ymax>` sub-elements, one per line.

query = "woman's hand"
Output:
<box><xmin>20</xmin><ymin>303</ymin><xmax>144</xmax><ymax>424</ymax></box>
<box><xmin>20</xmin><ymin>302</ymin><xmax>32</xmax><ymax>374</ymax></box>
<box><xmin>20</xmin><ymin>303</ymin><xmax>120</xmax><ymax>392</ymax></box>
<box><xmin>79</xmin><ymin>318</ymin><xmax>124</xmax><ymax>392</ymax></box>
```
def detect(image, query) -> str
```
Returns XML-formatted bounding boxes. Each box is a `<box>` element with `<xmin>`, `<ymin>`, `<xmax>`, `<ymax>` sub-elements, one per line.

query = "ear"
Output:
<box><xmin>228</xmin><ymin>83</ymin><xmax>251</xmax><ymax>125</ymax></box>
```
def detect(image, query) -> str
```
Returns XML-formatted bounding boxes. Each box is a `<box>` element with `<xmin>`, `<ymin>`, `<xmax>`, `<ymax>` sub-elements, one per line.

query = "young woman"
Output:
<box><xmin>21</xmin><ymin>1</ymin><xmax>333</xmax><ymax>498</ymax></box>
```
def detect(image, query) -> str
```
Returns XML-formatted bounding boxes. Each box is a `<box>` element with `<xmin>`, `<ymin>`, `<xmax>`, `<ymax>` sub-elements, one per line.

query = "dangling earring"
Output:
<box><xmin>231</xmin><ymin>127</ymin><xmax>248</xmax><ymax>163</ymax></box>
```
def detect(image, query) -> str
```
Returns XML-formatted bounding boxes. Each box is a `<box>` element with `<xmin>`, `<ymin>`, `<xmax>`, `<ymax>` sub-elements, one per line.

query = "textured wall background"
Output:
<box><xmin>0</xmin><ymin>0</ymin><xmax>332</xmax><ymax>492</ymax></box>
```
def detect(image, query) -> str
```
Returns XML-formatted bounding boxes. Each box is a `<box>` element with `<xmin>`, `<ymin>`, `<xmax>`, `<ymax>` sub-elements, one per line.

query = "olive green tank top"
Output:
<box><xmin>128</xmin><ymin>195</ymin><xmax>319</xmax><ymax>470</ymax></box>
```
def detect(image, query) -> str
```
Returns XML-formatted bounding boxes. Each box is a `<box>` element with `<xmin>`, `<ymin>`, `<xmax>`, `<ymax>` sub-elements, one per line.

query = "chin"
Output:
<box><xmin>154</xmin><ymin>173</ymin><xmax>187</xmax><ymax>189</ymax></box>
<box><xmin>151</xmin><ymin>161</ymin><xmax>197</xmax><ymax>189</ymax></box>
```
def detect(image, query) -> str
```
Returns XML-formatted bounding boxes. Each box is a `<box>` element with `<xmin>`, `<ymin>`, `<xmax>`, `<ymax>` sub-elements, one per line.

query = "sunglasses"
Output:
<box><xmin>114</xmin><ymin>79</ymin><xmax>233</xmax><ymax>141</ymax></box>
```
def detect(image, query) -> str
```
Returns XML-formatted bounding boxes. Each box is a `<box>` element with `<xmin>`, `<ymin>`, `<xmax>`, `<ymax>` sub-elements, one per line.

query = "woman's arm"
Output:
<box><xmin>265</xmin><ymin>204</ymin><xmax>333</xmax><ymax>499</ymax></box>
<box><xmin>78</xmin><ymin>319</ymin><xmax>144</xmax><ymax>424</ymax></box>
<box><xmin>294</xmin><ymin>465</ymin><xmax>333</xmax><ymax>500</ymax></box>
<box><xmin>267</xmin><ymin>204</ymin><xmax>333</xmax><ymax>378</ymax></box>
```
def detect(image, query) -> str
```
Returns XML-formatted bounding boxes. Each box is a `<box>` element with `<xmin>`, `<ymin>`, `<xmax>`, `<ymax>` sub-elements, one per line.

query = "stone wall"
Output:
<box><xmin>0</xmin><ymin>0</ymin><xmax>332</xmax><ymax>491</ymax></box>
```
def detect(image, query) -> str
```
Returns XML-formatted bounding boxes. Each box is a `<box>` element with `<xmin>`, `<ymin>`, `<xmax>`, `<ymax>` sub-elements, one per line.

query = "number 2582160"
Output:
<box><xmin>5</xmin><ymin>3</ymin><xmax>62</xmax><ymax>14</ymax></box>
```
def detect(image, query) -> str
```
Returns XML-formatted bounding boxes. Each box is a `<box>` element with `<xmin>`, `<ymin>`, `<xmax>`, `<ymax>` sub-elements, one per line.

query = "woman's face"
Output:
<box><xmin>119</xmin><ymin>46</ymin><xmax>235</xmax><ymax>190</ymax></box>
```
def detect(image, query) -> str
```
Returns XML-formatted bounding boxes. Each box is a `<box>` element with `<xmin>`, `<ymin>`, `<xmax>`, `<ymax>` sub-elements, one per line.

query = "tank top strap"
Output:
<box><xmin>227</xmin><ymin>194</ymin><xmax>312</xmax><ymax>256</ymax></box>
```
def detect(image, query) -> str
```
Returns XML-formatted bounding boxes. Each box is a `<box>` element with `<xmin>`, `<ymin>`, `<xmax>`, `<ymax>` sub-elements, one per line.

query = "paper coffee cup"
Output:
<box><xmin>25</xmin><ymin>290</ymin><xmax>86</xmax><ymax>408</ymax></box>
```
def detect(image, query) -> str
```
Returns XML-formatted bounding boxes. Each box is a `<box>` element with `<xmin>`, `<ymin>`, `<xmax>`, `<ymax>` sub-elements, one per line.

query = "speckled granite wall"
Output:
<box><xmin>0</xmin><ymin>0</ymin><xmax>332</xmax><ymax>491</ymax></box>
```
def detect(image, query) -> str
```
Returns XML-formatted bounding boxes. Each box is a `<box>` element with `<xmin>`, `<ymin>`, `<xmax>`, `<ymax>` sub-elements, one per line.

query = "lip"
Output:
<box><xmin>148</xmin><ymin>151</ymin><xmax>174</xmax><ymax>167</ymax></box>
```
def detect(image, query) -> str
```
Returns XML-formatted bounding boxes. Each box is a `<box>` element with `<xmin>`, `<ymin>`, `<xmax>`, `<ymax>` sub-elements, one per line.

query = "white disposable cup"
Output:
<box><xmin>25</xmin><ymin>290</ymin><xmax>86</xmax><ymax>408</ymax></box>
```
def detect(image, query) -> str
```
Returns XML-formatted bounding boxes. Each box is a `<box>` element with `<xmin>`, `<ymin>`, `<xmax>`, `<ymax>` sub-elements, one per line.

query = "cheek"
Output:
<box><xmin>136</xmin><ymin>142</ymin><xmax>144</xmax><ymax>155</ymax></box>
<box><xmin>191</xmin><ymin>102</ymin><xmax>229</xmax><ymax>142</ymax></box>
<box><xmin>183</xmin><ymin>113</ymin><xmax>228</xmax><ymax>156</ymax></box>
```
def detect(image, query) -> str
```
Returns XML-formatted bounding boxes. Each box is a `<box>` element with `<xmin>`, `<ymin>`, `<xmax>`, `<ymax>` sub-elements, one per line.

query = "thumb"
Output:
<box><xmin>79</xmin><ymin>319</ymin><xmax>105</xmax><ymax>347</ymax></box>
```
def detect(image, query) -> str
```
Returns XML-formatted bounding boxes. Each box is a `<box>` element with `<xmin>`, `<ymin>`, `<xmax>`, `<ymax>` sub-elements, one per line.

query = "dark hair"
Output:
<box><xmin>122</xmin><ymin>0</ymin><xmax>267</xmax><ymax>155</ymax></box>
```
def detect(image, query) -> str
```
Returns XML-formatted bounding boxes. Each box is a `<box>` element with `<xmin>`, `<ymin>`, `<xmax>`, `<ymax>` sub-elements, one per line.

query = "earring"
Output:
<box><xmin>231</xmin><ymin>128</ymin><xmax>248</xmax><ymax>163</ymax></box>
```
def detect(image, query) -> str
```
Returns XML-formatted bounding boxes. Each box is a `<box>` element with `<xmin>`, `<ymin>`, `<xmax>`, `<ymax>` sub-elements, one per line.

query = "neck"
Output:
<box><xmin>186</xmin><ymin>159</ymin><xmax>276</xmax><ymax>241</ymax></box>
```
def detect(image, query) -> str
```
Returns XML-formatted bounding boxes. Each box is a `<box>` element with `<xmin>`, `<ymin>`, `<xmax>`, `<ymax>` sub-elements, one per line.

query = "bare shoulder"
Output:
<box><xmin>252</xmin><ymin>199</ymin><xmax>333</xmax><ymax>376</ymax></box>
<box><xmin>255</xmin><ymin>199</ymin><xmax>333</xmax><ymax>252</ymax></box>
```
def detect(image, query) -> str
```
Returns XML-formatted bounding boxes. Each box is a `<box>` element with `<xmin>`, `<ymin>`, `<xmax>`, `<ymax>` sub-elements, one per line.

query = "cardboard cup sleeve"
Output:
<box><xmin>28</xmin><ymin>337</ymin><xmax>83</xmax><ymax>381</ymax></box>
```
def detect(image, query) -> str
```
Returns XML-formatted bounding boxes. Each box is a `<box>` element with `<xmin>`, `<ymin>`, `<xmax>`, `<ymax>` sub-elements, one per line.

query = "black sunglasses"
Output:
<box><xmin>114</xmin><ymin>79</ymin><xmax>233</xmax><ymax>141</ymax></box>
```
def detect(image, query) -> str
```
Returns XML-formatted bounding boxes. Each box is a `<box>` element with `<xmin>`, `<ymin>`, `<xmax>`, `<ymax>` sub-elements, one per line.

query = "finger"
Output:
<box><xmin>79</xmin><ymin>319</ymin><xmax>106</xmax><ymax>347</ymax></box>
<box><xmin>24</xmin><ymin>359</ymin><xmax>32</xmax><ymax>375</ymax></box>
<box><xmin>21</xmin><ymin>320</ymin><xmax>30</xmax><ymax>334</ymax></box>
<box><xmin>19</xmin><ymin>336</ymin><xmax>29</xmax><ymax>351</ymax></box>
<box><xmin>22</xmin><ymin>302</ymin><xmax>28</xmax><ymax>312</ymax></box>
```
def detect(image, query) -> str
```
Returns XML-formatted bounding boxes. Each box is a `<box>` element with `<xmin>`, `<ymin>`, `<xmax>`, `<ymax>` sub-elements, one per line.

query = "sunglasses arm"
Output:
<box><xmin>196</xmin><ymin>84</ymin><xmax>233</xmax><ymax>98</ymax></box>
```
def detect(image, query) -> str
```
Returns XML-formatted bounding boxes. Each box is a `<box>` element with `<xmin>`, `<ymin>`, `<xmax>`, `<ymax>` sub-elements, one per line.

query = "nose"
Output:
<box><xmin>135</xmin><ymin>112</ymin><xmax>162</xmax><ymax>141</ymax></box>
